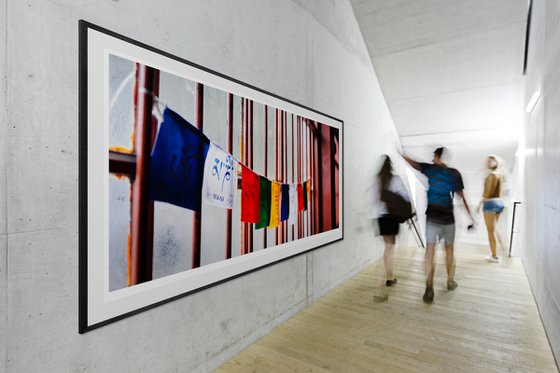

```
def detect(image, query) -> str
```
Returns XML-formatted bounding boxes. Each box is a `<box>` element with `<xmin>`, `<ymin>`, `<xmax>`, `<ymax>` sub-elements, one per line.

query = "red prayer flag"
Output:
<box><xmin>297</xmin><ymin>184</ymin><xmax>304</xmax><ymax>212</ymax></box>
<box><xmin>241</xmin><ymin>165</ymin><xmax>260</xmax><ymax>223</ymax></box>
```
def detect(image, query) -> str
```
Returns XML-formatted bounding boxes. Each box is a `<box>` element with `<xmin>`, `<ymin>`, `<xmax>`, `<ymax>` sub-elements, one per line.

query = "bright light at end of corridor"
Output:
<box><xmin>525</xmin><ymin>90</ymin><xmax>541</xmax><ymax>113</ymax></box>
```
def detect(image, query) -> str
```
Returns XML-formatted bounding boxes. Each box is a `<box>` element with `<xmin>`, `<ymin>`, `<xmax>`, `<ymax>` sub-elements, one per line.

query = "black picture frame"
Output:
<box><xmin>79</xmin><ymin>20</ymin><xmax>344</xmax><ymax>333</ymax></box>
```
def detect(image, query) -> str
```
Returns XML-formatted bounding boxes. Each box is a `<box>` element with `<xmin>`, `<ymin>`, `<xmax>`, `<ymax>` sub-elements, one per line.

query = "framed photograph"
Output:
<box><xmin>79</xmin><ymin>21</ymin><xmax>343</xmax><ymax>333</ymax></box>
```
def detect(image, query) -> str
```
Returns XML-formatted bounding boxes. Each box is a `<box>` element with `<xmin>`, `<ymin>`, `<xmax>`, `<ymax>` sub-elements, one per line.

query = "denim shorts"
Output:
<box><xmin>483</xmin><ymin>199</ymin><xmax>504</xmax><ymax>214</ymax></box>
<box><xmin>426</xmin><ymin>221</ymin><xmax>455</xmax><ymax>245</ymax></box>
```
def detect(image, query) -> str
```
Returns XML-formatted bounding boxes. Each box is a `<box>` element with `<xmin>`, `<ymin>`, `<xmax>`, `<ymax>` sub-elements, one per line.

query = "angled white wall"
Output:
<box><xmin>517</xmin><ymin>0</ymin><xmax>560</xmax><ymax>364</ymax></box>
<box><xmin>0</xmin><ymin>1</ymin><xmax>401</xmax><ymax>371</ymax></box>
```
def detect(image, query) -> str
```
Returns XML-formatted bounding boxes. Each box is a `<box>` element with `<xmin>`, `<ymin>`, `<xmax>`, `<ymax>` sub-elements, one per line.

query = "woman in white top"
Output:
<box><xmin>377</xmin><ymin>155</ymin><xmax>410</xmax><ymax>286</ymax></box>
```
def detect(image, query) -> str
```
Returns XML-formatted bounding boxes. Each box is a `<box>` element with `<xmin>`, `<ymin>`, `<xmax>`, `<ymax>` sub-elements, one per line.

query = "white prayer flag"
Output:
<box><xmin>202</xmin><ymin>143</ymin><xmax>238</xmax><ymax>209</ymax></box>
<box><xmin>288</xmin><ymin>184</ymin><xmax>298</xmax><ymax>224</ymax></box>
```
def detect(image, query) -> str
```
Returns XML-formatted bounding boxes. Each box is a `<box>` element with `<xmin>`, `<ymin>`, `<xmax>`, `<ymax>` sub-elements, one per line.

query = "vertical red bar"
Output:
<box><xmin>275</xmin><ymin>108</ymin><xmax>279</xmax><ymax>246</ymax></box>
<box><xmin>241</xmin><ymin>98</ymin><xmax>248</xmax><ymax>255</ymax></box>
<box><xmin>312</xmin><ymin>123</ymin><xmax>320</xmax><ymax>234</ymax></box>
<box><xmin>283</xmin><ymin>111</ymin><xmax>288</xmax><ymax>243</ymax></box>
<box><xmin>307</xmin><ymin>122</ymin><xmax>312</xmax><ymax>236</ymax></box>
<box><xmin>297</xmin><ymin>116</ymin><xmax>303</xmax><ymax>239</ymax></box>
<box><xmin>192</xmin><ymin>83</ymin><xmax>204</xmax><ymax>268</ymax></box>
<box><xmin>226</xmin><ymin>93</ymin><xmax>233</xmax><ymax>259</ymax></box>
<box><xmin>302</xmin><ymin>121</ymin><xmax>306</xmax><ymax>238</ymax></box>
<box><xmin>333</xmin><ymin>130</ymin><xmax>340</xmax><ymax>228</ymax></box>
<box><xmin>308</xmin><ymin>121</ymin><xmax>312</xmax><ymax>236</ymax></box>
<box><xmin>280</xmin><ymin>111</ymin><xmax>285</xmax><ymax>244</ymax></box>
<box><xmin>129</xmin><ymin>64</ymin><xmax>158</xmax><ymax>285</ymax></box>
<box><xmin>320</xmin><ymin>124</ymin><xmax>333</xmax><ymax>232</ymax></box>
<box><xmin>291</xmin><ymin>114</ymin><xmax>295</xmax><ymax>241</ymax></box>
<box><xmin>263</xmin><ymin>105</ymin><xmax>268</xmax><ymax>249</ymax></box>
<box><xmin>248</xmin><ymin>100</ymin><xmax>254</xmax><ymax>253</ymax></box>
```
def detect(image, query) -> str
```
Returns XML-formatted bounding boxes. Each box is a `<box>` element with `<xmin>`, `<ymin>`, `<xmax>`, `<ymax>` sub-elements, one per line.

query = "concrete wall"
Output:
<box><xmin>518</xmin><ymin>0</ymin><xmax>560</xmax><ymax>364</ymax></box>
<box><xmin>0</xmin><ymin>1</ymin><xmax>400</xmax><ymax>371</ymax></box>
<box><xmin>1</xmin><ymin>0</ymin><xmax>7</xmax><ymax>370</ymax></box>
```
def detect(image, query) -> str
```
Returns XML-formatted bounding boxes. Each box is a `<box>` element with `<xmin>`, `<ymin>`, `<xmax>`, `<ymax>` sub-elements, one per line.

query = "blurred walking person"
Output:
<box><xmin>403</xmin><ymin>147</ymin><xmax>474</xmax><ymax>303</ymax></box>
<box><xmin>376</xmin><ymin>155</ymin><xmax>412</xmax><ymax>287</ymax></box>
<box><xmin>477</xmin><ymin>156</ymin><xmax>505</xmax><ymax>263</ymax></box>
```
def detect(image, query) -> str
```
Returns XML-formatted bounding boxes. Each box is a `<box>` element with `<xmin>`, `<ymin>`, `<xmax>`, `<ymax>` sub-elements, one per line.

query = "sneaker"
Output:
<box><xmin>447</xmin><ymin>279</ymin><xmax>458</xmax><ymax>290</ymax></box>
<box><xmin>486</xmin><ymin>256</ymin><xmax>499</xmax><ymax>263</ymax></box>
<box><xmin>385</xmin><ymin>278</ymin><xmax>397</xmax><ymax>287</ymax></box>
<box><xmin>423</xmin><ymin>287</ymin><xmax>434</xmax><ymax>303</ymax></box>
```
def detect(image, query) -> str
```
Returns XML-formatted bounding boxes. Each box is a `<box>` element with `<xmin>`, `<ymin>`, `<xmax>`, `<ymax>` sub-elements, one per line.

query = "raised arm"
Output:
<box><xmin>402</xmin><ymin>153</ymin><xmax>422</xmax><ymax>171</ymax></box>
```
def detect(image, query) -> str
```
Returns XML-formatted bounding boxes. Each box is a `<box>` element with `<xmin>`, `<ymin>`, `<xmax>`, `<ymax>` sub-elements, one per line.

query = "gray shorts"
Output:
<box><xmin>426</xmin><ymin>221</ymin><xmax>455</xmax><ymax>245</ymax></box>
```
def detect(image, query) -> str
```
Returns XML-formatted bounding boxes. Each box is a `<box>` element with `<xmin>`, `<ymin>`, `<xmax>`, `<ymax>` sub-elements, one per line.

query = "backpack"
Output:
<box><xmin>380</xmin><ymin>189</ymin><xmax>414</xmax><ymax>223</ymax></box>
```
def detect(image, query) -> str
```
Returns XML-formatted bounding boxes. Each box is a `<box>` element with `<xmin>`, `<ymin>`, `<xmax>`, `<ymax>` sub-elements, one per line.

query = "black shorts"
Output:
<box><xmin>378</xmin><ymin>215</ymin><xmax>399</xmax><ymax>236</ymax></box>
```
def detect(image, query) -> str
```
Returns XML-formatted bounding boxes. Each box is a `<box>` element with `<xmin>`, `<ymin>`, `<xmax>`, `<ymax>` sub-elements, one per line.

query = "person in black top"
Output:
<box><xmin>403</xmin><ymin>147</ymin><xmax>474</xmax><ymax>303</ymax></box>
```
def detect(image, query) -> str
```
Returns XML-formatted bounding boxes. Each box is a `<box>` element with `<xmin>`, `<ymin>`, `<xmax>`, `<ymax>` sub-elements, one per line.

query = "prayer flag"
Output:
<box><xmin>241</xmin><ymin>165</ymin><xmax>260</xmax><ymax>223</ymax></box>
<box><xmin>297</xmin><ymin>184</ymin><xmax>304</xmax><ymax>212</ymax></box>
<box><xmin>280</xmin><ymin>184</ymin><xmax>290</xmax><ymax>222</ymax></box>
<box><xmin>288</xmin><ymin>184</ymin><xmax>298</xmax><ymax>224</ymax></box>
<box><xmin>268</xmin><ymin>181</ymin><xmax>281</xmax><ymax>228</ymax></box>
<box><xmin>150</xmin><ymin>108</ymin><xmax>209</xmax><ymax>211</ymax></box>
<box><xmin>255</xmin><ymin>176</ymin><xmax>271</xmax><ymax>229</ymax></box>
<box><xmin>202</xmin><ymin>143</ymin><xmax>238</xmax><ymax>209</ymax></box>
<box><xmin>303</xmin><ymin>181</ymin><xmax>308</xmax><ymax>210</ymax></box>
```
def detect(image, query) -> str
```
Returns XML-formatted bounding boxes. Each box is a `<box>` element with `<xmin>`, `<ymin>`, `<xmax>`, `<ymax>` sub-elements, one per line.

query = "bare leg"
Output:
<box><xmin>483</xmin><ymin>212</ymin><xmax>497</xmax><ymax>257</ymax></box>
<box><xmin>425</xmin><ymin>243</ymin><xmax>436</xmax><ymax>288</ymax></box>
<box><xmin>494</xmin><ymin>213</ymin><xmax>506</xmax><ymax>252</ymax></box>
<box><xmin>445</xmin><ymin>244</ymin><xmax>455</xmax><ymax>281</ymax></box>
<box><xmin>383</xmin><ymin>235</ymin><xmax>396</xmax><ymax>280</ymax></box>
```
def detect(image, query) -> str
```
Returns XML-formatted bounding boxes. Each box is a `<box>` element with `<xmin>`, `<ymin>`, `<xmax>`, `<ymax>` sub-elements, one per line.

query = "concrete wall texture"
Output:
<box><xmin>519</xmin><ymin>0</ymin><xmax>560</xmax><ymax>364</ymax></box>
<box><xmin>0</xmin><ymin>1</ymin><xmax>401</xmax><ymax>372</ymax></box>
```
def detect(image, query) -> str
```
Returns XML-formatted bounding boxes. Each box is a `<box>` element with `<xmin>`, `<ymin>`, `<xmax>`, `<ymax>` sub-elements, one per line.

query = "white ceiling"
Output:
<box><xmin>351</xmin><ymin>0</ymin><xmax>528</xmax><ymax>180</ymax></box>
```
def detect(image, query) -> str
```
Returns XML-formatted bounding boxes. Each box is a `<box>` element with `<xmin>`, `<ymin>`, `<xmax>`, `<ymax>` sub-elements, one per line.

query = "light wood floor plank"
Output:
<box><xmin>218</xmin><ymin>245</ymin><xmax>558</xmax><ymax>372</ymax></box>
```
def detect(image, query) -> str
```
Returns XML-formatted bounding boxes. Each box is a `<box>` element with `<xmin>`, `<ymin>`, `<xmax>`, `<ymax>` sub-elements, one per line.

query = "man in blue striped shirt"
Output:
<box><xmin>404</xmin><ymin>147</ymin><xmax>474</xmax><ymax>304</ymax></box>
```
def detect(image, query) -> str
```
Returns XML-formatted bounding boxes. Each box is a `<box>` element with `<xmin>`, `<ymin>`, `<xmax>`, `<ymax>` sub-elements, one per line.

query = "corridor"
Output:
<box><xmin>218</xmin><ymin>244</ymin><xmax>557</xmax><ymax>372</ymax></box>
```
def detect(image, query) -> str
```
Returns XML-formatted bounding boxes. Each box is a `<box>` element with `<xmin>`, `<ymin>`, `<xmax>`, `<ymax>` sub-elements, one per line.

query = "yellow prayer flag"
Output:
<box><xmin>268</xmin><ymin>181</ymin><xmax>281</xmax><ymax>228</ymax></box>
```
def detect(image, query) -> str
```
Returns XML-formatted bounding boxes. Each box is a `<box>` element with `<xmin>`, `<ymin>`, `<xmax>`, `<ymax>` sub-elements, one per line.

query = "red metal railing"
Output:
<box><xmin>110</xmin><ymin>67</ymin><xmax>339</xmax><ymax>284</ymax></box>
<box><xmin>129</xmin><ymin>64</ymin><xmax>159</xmax><ymax>285</ymax></box>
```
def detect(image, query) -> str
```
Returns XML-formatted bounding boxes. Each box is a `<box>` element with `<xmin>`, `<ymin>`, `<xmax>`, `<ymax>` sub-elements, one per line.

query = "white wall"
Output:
<box><xmin>0</xmin><ymin>1</ymin><xmax>400</xmax><ymax>371</ymax></box>
<box><xmin>516</xmin><ymin>0</ymin><xmax>560</xmax><ymax>364</ymax></box>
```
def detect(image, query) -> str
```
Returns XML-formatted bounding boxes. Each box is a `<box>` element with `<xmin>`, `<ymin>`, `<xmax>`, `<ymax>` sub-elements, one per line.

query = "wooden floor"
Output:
<box><xmin>217</xmin><ymin>244</ymin><xmax>558</xmax><ymax>372</ymax></box>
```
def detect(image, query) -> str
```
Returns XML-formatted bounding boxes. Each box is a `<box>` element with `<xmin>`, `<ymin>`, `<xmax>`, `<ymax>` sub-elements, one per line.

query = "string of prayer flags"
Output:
<box><xmin>297</xmin><ymin>184</ymin><xmax>304</xmax><ymax>212</ymax></box>
<box><xmin>280</xmin><ymin>184</ymin><xmax>290</xmax><ymax>222</ymax></box>
<box><xmin>202</xmin><ymin>143</ymin><xmax>238</xmax><ymax>209</ymax></box>
<box><xmin>255</xmin><ymin>176</ymin><xmax>271</xmax><ymax>229</ymax></box>
<box><xmin>148</xmin><ymin>107</ymin><xmax>315</xmax><ymax>229</ymax></box>
<box><xmin>150</xmin><ymin>108</ymin><xmax>209</xmax><ymax>211</ymax></box>
<box><xmin>240</xmin><ymin>165</ymin><xmax>260</xmax><ymax>223</ymax></box>
<box><xmin>268</xmin><ymin>181</ymin><xmax>281</xmax><ymax>228</ymax></box>
<box><xmin>288</xmin><ymin>184</ymin><xmax>298</xmax><ymax>224</ymax></box>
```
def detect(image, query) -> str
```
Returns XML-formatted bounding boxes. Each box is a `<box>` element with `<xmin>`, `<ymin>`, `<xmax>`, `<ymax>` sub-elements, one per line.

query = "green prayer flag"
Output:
<box><xmin>255</xmin><ymin>176</ymin><xmax>271</xmax><ymax>229</ymax></box>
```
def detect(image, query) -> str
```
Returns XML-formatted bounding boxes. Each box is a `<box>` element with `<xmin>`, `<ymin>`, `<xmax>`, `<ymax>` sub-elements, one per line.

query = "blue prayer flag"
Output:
<box><xmin>150</xmin><ymin>108</ymin><xmax>210</xmax><ymax>211</ymax></box>
<box><xmin>280</xmin><ymin>184</ymin><xmax>290</xmax><ymax>221</ymax></box>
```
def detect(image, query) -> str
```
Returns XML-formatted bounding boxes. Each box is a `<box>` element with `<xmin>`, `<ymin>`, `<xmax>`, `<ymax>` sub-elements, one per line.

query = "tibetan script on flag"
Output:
<box><xmin>202</xmin><ymin>143</ymin><xmax>238</xmax><ymax>209</ymax></box>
